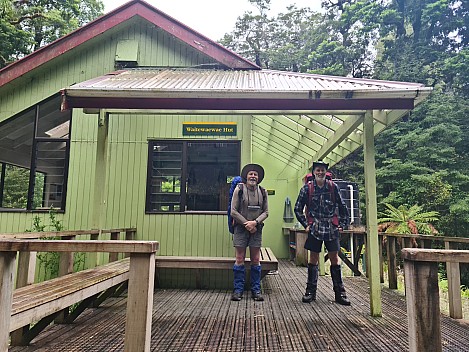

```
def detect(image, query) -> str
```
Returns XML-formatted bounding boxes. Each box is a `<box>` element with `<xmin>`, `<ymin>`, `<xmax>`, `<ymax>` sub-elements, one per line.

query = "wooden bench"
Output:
<box><xmin>0</xmin><ymin>239</ymin><xmax>158</xmax><ymax>352</ymax></box>
<box><xmin>155</xmin><ymin>247</ymin><xmax>278</xmax><ymax>288</ymax></box>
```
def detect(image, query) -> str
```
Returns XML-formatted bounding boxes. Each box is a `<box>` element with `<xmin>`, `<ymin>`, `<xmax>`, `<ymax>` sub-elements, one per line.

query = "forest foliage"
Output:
<box><xmin>221</xmin><ymin>0</ymin><xmax>469</xmax><ymax>238</ymax></box>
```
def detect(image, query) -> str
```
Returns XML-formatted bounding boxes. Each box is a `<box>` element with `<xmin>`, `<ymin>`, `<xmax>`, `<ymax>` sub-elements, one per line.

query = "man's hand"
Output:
<box><xmin>305</xmin><ymin>225</ymin><xmax>310</xmax><ymax>233</ymax></box>
<box><xmin>244</xmin><ymin>220</ymin><xmax>257</xmax><ymax>234</ymax></box>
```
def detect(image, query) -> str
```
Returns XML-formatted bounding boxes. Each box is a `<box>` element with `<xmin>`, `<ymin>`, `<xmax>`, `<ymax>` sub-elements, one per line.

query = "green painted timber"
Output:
<box><xmin>364</xmin><ymin>111</ymin><xmax>382</xmax><ymax>316</ymax></box>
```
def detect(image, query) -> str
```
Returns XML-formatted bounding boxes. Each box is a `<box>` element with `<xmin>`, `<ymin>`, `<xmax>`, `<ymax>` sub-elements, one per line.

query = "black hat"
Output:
<box><xmin>241</xmin><ymin>164</ymin><xmax>264</xmax><ymax>184</ymax></box>
<box><xmin>311</xmin><ymin>160</ymin><xmax>329</xmax><ymax>172</ymax></box>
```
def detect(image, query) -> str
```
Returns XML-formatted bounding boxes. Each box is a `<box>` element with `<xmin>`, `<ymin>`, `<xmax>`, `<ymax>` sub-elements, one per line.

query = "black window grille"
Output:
<box><xmin>146</xmin><ymin>140</ymin><xmax>240</xmax><ymax>213</ymax></box>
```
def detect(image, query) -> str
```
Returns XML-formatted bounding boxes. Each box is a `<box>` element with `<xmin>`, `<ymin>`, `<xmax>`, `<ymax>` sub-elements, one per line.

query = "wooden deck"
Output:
<box><xmin>10</xmin><ymin>260</ymin><xmax>469</xmax><ymax>351</ymax></box>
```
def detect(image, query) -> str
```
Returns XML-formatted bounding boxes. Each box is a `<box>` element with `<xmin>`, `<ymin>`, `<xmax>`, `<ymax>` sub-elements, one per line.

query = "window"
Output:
<box><xmin>0</xmin><ymin>95</ymin><xmax>71</xmax><ymax>211</ymax></box>
<box><xmin>146</xmin><ymin>140</ymin><xmax>240</xmax><ymax>213</ymax></box>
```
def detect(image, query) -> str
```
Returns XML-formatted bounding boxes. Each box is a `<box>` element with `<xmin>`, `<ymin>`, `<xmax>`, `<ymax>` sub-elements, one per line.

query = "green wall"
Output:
<box><xmin>0</xmin><ymin>17</ymin><xmax>304</xmax><ymax>259</ymax></box>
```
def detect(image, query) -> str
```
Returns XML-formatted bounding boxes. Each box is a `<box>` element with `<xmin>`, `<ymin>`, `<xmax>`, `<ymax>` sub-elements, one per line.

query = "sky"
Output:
<box><xmin>101</xmin><ymin>0</ymin><xmax>322</xmax><ymax>41</ymax></box>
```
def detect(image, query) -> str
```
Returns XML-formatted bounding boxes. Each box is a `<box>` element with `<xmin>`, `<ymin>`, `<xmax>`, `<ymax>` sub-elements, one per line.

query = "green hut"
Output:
<box><xmin>0</xmin><ymin>0</ymin><xmax>431</xmax><ymax>313</ymax></box>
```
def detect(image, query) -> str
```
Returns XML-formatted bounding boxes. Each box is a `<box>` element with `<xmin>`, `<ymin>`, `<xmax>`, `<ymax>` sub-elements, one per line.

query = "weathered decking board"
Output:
<box><xmin>9</xmin><ymin>260</ymin><xmax>469</xmax><ymax>351</ymax></box>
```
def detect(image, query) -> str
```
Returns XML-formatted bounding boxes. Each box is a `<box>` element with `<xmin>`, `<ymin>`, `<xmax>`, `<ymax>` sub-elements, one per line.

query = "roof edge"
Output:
<box><xmin>0</xmin><ymin>0</ymin><xmax>259</xmax><ymax>88</ymax></box>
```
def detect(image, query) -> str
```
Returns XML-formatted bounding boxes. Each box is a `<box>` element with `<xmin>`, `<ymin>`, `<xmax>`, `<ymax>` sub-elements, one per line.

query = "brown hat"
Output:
<box><xmin>311</xmin><ymin>160</ymin><xmax>329</xmax><ymax>172</ymax></box>
<box><xmin>241</xmin><ymin>164</ymin><xmax>264</xmax><ymax>184</ymax></box>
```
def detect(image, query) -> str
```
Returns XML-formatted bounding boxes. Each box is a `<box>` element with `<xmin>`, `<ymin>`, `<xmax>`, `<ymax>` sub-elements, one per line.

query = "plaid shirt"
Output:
<box><xmin>294</xmin><ymin>180</ymin><xmax>349</xmax><ymax>241</ymax></box>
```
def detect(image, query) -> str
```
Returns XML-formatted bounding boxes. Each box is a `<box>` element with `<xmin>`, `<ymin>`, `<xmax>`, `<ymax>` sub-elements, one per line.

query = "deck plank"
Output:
<box><xmin>9</xmin><ymin>260</ymin><xmax>469</xmax><ymax>352</ymax></box>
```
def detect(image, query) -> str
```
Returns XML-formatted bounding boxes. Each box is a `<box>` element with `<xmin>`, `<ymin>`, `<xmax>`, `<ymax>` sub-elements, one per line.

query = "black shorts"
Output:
<box><xmin>304</xmin><ymin>235</ymin><xmax>340</xmax><ymax>253</ymax></box>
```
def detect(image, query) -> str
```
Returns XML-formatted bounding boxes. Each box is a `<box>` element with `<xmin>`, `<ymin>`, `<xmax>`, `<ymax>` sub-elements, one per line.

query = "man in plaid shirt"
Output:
<box><xmin>294</xmin><ymin>160</ymin><xmax>350</xmax><ymax>306</ymax></box>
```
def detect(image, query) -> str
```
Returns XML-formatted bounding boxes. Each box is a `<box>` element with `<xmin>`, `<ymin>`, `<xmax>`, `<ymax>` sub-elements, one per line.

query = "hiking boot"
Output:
<box><xmin>252</xmin><ymin>292</ymin><xmax>264</xmax><ymax>301</ymax></box>
<box><xmin>231</xmin><ymin>291</ymin><xmax>243</xmax><ymax>301</ymax></box>
<box><xmin>302</xmin><ymin>290</ymin><xmax>316</xmax><ymax>303</ymax></box>
<box><xmin>302</xmin><ymin>264</ymin><xmax>318</xmax><ymax>303</ymax></box>
<box><xmin>331</xmin><ymin>265</ymin><xmax>351</xmax><ymax>306</ymax></box>
<box><xmin>335</xmin><ymin>291</ymin><xmax>351</xmax><ymax>306</ymax></box>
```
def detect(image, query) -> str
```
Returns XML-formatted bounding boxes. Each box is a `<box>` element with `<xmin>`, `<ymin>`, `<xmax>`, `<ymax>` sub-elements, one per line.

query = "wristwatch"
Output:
<box><xmin>255</xmin><ymin>219</ymin><xmax>259</xmax><ymax>225</ymax></box>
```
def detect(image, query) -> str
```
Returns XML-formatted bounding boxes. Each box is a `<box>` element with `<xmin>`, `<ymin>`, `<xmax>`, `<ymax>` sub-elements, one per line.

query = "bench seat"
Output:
<box><xmin>156</xmin><ymin>247</ymin><xmax>278</xmax><ymax>271</ymax></box>
<box><xmin>155</xmin><ymin>247</ymin><xmax>278</xmax><ymax>289</ymax></box>
<box><xmin>11</xmin><ymin>258</ymin><xmax>130</xmax><ymax>332</ymax></box>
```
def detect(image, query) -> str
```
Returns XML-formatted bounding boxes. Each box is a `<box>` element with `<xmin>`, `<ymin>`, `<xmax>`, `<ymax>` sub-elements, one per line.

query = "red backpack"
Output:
<box><xmin>306</xmin><ymin>179</ymin><xmax>339</xmax><ymax>227</ymax></box>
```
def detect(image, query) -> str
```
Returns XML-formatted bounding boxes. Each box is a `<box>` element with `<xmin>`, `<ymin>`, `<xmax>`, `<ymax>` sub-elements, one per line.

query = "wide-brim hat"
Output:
<box><xmin>241</xmin><ymin>163</ymin><xmax>264</xmax><ymax>184</ymax></box>
<box><xmin>311</xmin><ymin>160</ymin><xmax>329</xmax><ymax>172</ymax></box>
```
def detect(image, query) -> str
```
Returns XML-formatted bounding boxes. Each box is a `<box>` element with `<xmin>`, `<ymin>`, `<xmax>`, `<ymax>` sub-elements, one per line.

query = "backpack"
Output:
<box><xmin>306</xmin><ymin>179</ymin><xmax>339</xmax><ymax>227</ymax></box>
<box><xmin>227</xmin><ymin>177</ymin><xmax>266</xmax><ymax>234</ymax></box>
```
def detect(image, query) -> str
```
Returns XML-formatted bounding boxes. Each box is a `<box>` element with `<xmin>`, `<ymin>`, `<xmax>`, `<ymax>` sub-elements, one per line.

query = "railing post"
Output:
<box><xmin>445</xmin><ymin>241</ymin><xmax>462</xmax><ymax>319</ymax></box>
<box><xmin>404</xmin><ymin>257</ymin><xmax>441</xmax><ymax>352</ymax></box>
<box><xmin>124</xmin><ymin>252</ymin><xmax>155</xmax><ymax>352</ymax></box>
<box><xmin>0</xmin><ymin>251</ymin><xmax>17</xmax><ymax>351</ymax></box>
<box><xmin>89</xmin><ymin>230</ymin><xmax>100</xmax><ymax>267</ymax></box>
<box><xmin>403</xmin><ymin>236</ymin><xmax>412</xmax><ymax>249</ymax></box>
<box><xmin>11</xmin><ymin>250</ymin><xmax>37</xmax><ymax>345</ymax></box>
<box><xmin>386</xmin><ymin>236</ymin><xmax>398</xmax><ymax>289</ymax></box>
<box><xmin>55</xmin><ymin>235</ymin><xmax>75</xmax><ymax>324</ymax></box>
<box><xmin>125</xmin><ymin>229</ymin><xmax>136</xmax><ymax>258</ymax></box>
<box><xmin>379</xmin><ymin>234</ymin><xmax>384</xmax><ymax>283</ymax></box>
<box><xmin>15</xmin><ymin>251</ymin><xmax>36</xmax><ymax>288</ymax></box>
<box><xmin>109</xmin><ymin>231</ymin><xmax>120</xmax><ymax>262</ymax></box>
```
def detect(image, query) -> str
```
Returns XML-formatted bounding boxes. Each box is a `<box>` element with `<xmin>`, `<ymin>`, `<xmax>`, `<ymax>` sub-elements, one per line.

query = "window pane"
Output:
<box><xmin>32</xmin><ymin>141</ymin><xmax>68</xmax><ymax>209</ymax></box>
<box><xmin>148</xmin><ymin>142</ymin><xmax>183</xmax><ymax>212</ymax></box>
<box><xmin>36</xmin><ymin>96</ymin><xmax>70</xmax><ymax>139</ymax></box>
<box><xmin>1</xmin><ymin>164</ymin><xmax>29</xmax><ymax>209</ymax></box>
<box><xmin>186</xmin><ymin>142</ymin><xmax>239</xmax><ymax>211</ymax></box>
<box><xmin>0</xmin><ymin>94</ymin><xmax>70</xmax><ymax>211</ymax></box>
<box><xmin>147</xmin><ymin>140</ymin><xmax>240</xmax><ymax>213</ymax></box>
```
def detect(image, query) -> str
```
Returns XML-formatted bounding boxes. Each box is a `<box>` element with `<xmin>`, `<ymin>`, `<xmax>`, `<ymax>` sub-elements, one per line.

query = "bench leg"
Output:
<box><xmin>0</xmin><ymin>252</ymin><xmax>17</xmax><ymax>351</ymax></box>
<box><xmin>124</xmin><ymin>253</ymin><xmax>155</xmax><ymax>352</ymax></box>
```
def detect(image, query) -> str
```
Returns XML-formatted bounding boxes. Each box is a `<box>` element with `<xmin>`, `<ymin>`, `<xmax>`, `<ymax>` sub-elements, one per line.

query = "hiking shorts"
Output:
<box><xmin>305</xmin><ymin>235</ymin><xmax>340</xmax><ymax>253</ymax></box>
<box><xmin>233</xmin><ymin>226</ymin><xmax>262</xmax><ymax>248</ymax></box>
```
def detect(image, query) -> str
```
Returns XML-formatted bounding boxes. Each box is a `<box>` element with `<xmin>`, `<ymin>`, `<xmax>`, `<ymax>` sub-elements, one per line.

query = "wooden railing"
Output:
<box><xmin>0</xmin><ymin>238</ymin><xmax>158</xmax><ymax>352</ymax></box>
<box><xmin>401</xmin><ymin>248</ymin><xmax>469</xmax><ymax>352</ymax></box>
<box><xmin>340</xmin><ymin>230</ymin><xmax>469</xmax><ymax>319</ymax></box>
<box><xmin>0</xmin><ymin>227</ymin><xmax>136</xmax><ymax>287</ymax></box>
<box><xmin>0</xmin><ymin>227</ymin><xmax>160</xmax><ymax>351</ymax></box>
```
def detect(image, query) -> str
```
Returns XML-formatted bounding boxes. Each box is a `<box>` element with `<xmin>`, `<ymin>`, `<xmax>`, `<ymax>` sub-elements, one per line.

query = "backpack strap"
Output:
<box><xmin>259</xmin><ymin>186</ymin><xmax>267</xmax><ymax>199</ymax></box>
<box><xmin>328</xmin><ymin>179</ymin><xmax>335</xmax><ymax>203</ymax></box>
<box><xmin>307</xmin><ymin>181</ymin><xmax>314</xmax><ymax>225</ymax></box>
<box><xmin>237</xmin><ymin>183</ymin><xmax>244</xmax><ymax>209</ymax></box>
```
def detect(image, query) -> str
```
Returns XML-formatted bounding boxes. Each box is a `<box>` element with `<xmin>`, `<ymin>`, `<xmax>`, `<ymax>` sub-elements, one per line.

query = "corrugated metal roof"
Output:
<box><xmin>61</xmin><ymin>68</ymin><xmax>433</xmax><ymax>172</ymax></box>
<box><xmin>68</xmin><ymin>68</ymin><xmax>429</xmax><ymax>95</ymax></box>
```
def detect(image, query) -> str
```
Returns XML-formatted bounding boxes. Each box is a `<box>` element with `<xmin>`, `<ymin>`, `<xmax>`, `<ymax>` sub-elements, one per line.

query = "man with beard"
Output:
<box><xmin>294</xmin><ymin>160</ymin><xmax>351</xmax><ymax>305</ymax></box>
<box><xmin>230</xmin><ymin>164</ymin><xmax>268</xmax><ymax>302</ymax></box>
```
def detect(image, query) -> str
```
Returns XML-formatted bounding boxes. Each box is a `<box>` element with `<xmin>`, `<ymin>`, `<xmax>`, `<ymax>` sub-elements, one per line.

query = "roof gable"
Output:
<box><xmin>0</xmin><ymin>0</ymin><xmax>258</xmax><ymax>88</ymax></box>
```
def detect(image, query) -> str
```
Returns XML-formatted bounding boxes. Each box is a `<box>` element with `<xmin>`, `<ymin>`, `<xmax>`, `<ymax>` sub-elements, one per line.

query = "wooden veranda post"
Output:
<box><xmin>363</xmin><ymin>110</ymin><xmax>382</xmax><ymax>316</ymax></box>
<box><xmin>90</xmin><ymin>110</ymin><xmax>109</xmax><ymax>267</ymax></box>
<box><xmin>91</xmin><ymin>110</ymin><xmax>109</xmax><ymax>231</ymax></box>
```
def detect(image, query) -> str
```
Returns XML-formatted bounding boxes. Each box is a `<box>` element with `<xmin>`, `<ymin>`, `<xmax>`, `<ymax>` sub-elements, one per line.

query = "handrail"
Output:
<box><xmin>0</xmin><ymin>227</ymin><xmax>137</xmax><ymax>239</ymax></box>
<box><xmin>0</xmin><ymin>239</ymin><xmax>158</xmax><ymax>253</ymax></box>
<box><xmin>401</xmin><ymin>248</ymin><xmax>469</xmax><ymax>352</ymax></box>
<box><xmin>0</xmin><ymin>227</ymin><xmax>138</xmax><ymax>289</ymax></box>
